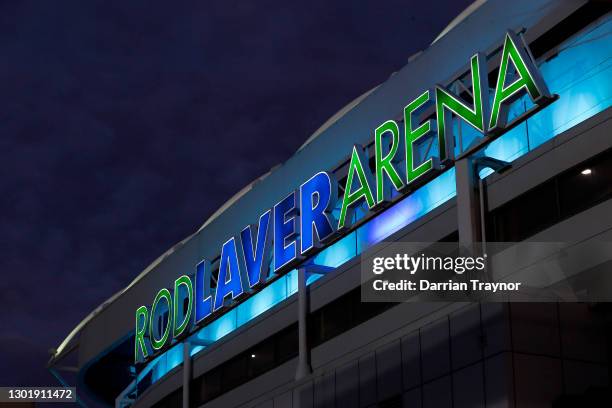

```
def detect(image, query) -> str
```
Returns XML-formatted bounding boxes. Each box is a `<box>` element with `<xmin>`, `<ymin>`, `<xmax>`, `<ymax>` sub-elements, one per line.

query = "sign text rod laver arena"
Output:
<box><xmin>135</xmin><ymin>30</ymin><xmax>552</xmax><ymax>362</ymax></box>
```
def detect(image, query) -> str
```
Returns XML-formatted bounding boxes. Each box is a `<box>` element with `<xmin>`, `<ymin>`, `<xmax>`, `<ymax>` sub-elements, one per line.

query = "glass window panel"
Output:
<box><xmin>558</xmin><ymin>150</ymin><xmax>612</xmax><ymax>218</ymax></box>
<box><xmin>247</xmin><ymin>340</ymin><xmax>276</xmax><ymax>377</ymax></box>
<box><xmin>221</xmin><ymin>355</ymin><xmax>248</xmax><ymax>390</ymax></box>
<box><xmin>492</xmin><ymin>180</ymin><xmax>558</xmax><ymax>241</ymax></box>
<box><xmin>275</xmin><ymin>325</ymin><xmax>299</xmax><ymax>362</ymax></box>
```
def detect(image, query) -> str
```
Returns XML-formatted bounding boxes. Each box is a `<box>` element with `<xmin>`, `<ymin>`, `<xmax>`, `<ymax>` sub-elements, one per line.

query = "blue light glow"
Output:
<box><xmin>236</xmin><ymin>274</ymin><xmax>288</xmax><ymax>326</ymax></box>
<box><xmin>286</xmin><ymin>269</ymin><xmax>299</xmax><ymax>295</ymax></box>
<box><xmin>358</xmin><ymin>168</ymin><xmax>457</xmax><ymax>250</ymax></box>
<box><xmin>198</xmin><ymin>309</ymin><xmax>237</xmax><ymax>342</ymax></box>
<box><xmin>313</xmin><ymin>231</ymin><xmax>357</xmax><ymax>268</ymax></box>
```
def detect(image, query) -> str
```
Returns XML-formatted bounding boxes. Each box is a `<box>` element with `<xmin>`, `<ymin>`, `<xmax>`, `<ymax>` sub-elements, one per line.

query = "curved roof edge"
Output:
<box><xmin>198</xmin><ymin>169</ymin><xmax>274</xmax><ymax>231</ymax></box>
<box><xmin>297</xmin><ymin>84</ymin><xmax>380</xmax><ymax>152</ymax></box>
<box><xmin>432</xmin><ymin>0</ymin><xmax>487</xmax><ymax>45</ymax></box>
<box><xmin>198</xmin><ymin>83</ymin><xmax>380</xmax><ymax>231</ymax></box>
<box><xmin>49</xmin><ymin>232</ymin><xmax>195</xmax><ymax>363</ymax></box>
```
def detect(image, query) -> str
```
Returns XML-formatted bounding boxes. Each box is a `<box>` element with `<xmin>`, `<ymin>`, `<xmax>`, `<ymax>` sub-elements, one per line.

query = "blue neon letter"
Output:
<box><xmin>273</xmin><ymin>191</ymin><xmax>300</xmax><ymax>272</ymax></box>
<box><xmin>300</xmin><ymin>171</ymin><xmax>337</xmax><ymax>255</ymax></box>
<box><xmin>214</xmin><ymin>237</ymin><xmax>245</xmax><ymax>311</ymax></box>
<box><xmin>240</xmin><ymin>209</ymin><xmax>273</xmax><ymax>289</ymax></box>
<box><xmin>195</xmin><ymin>260</ymin><xmax>213</xmax><ymax>323</ymax></box>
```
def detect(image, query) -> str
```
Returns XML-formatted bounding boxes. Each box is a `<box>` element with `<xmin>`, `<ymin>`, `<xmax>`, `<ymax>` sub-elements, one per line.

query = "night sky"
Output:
<box><xmin>0</xmin><ymin>0</ymin><xmax>472</xmax><ymax>390</ymax></box>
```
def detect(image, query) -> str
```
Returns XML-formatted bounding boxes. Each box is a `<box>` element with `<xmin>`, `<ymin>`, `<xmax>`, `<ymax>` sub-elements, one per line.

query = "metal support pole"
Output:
<box><xmin>478</xmin><ymin>178</ymin><xmax>489</xmax><ymax>255</ymax></box>
<box><xmin>478</xmin><ymin>178</ymin><xmax>493</xmax><ymax>283</ymax></box>
<box><xmin>478</xmin><ymin>179</ymin><xmax>487</xmax><ymax>246</ymax></box>
<box><xmin>183</xmin><ymin>341</ymin><xmax>191</xmax><ymax>408</ymax></box>
<box><xmin>473</xmin><ymin>157</ymin><xmax>510</xmax><ymax>248</ymax></box>
<box><xmin>295</xmin><ymin>267</ymin><xmax>312</xmax><ymax>380</ymax></box>
<box><xmin>455</xmin><ymin>157</ymin><xmax>482</xmax><ymax>245</ymax></box>
<box><xmin>471</xmin><ymin>156</ymin><xmax>510</xmax><ymax>281</ymax></box>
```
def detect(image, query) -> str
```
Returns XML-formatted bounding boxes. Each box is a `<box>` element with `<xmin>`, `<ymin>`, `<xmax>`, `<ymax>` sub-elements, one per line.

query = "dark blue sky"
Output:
<box><xmin>0</xmin><ymin>0</ymin><xmax>472</xmax><ymax>389</ymax></box>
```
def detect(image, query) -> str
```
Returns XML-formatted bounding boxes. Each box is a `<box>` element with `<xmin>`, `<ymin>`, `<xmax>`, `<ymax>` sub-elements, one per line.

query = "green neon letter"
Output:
<box><xmin>135</xmin><ymin>305</ymin><xmax>149</xmax><ymax>362</ymax></box>
<box><xmin>172</xmin><ymin>275</ymin><xmax>193</xmax><ymax>339</ymax></box>
<box><xmin>338</xmin><ymin>145</ymin><xmax>375</xmax><ymax>230</ymax></box>
<box><xmin>435</xmin><ymin>52</ymin><xmax>489</xmax><ymax>160</ymax></box>
<box><xmin>489</xmin><ymin>30</ymin><xmax>551</xmax><ymax>131</ymax></box>
<box><xmin>374</xmin><ymin>120</ymin><xmax>405</xmax><ymax>204</ymax></box>
<box><xmin>149</xmin><ymin>288</ymin><xmax>173</xmax><ymax>351</ymax></box>
<box><xmin>405</xmin><ymin>90</ymin><xmax>438</xmax><ymax>184</ymax></box>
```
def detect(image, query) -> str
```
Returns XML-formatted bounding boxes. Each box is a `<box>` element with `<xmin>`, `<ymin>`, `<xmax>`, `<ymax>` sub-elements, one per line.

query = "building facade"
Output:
<box><xmin>49</xmin><ymin>1</ymin><xmax>612</xmax><ymax>407</ymax></box>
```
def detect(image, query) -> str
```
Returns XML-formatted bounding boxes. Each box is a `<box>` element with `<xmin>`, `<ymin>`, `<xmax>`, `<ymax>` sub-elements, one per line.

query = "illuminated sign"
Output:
<box><xmin>135</xmin><ymin>30</ymin><xmax>553</xmax><ymax>363</ymax></box>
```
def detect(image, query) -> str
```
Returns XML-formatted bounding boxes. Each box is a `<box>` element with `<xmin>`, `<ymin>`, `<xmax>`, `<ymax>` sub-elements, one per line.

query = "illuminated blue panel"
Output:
<box><xmin>358</xmin><ymin>168</ymin><xmax>457</xmax><ymax>251</ymax></box>
<box><xmin>456</xmin><ymin>119</ymin><xmax>484</xmax><ymax>157</ymax></box>
<box><xmin>236</xmin><ymin>274</ymin><xmax>288</xmax><ymax>326</ymax></box>
<box><xmin>529</xmin><ymin>15</ymin><xmax>611</xmax><ymax>149</ymax></box>
<box><xmin>481</xmin><ymin>15</ymin><xmax>612</xmax><ymax>178</ymax></box>
<box><xmin>190</xmin><ymin>344</ymin><xmax>205</xmax><ymax>357</ymax></box>
<box><xmin>197</xmin><ymin>309</ymin><xmax>237</xmax><ymax>343</ymax></box>
<box><xmin>478</xmin><ymin>107</ymin><xmax>530</xmax><ymax>179</ymax></box>
<box><xmin>286</xmin><ymin>269</ymin><xmax>298</xmax><ymax>295</ymax></box>
<box><xmin>306</xmin><ymin>272</ymin><xmax>324</xmax><ymax>285</ymax></box>
<box><xmin>163</xmin><ymin>344</ymin><xmax>183</xmax><ymax>379</ymax></box>
<box><xmin>483</xmin><ymin>100</ymin><xmax>529</xmax><ymax>159</ymax></box>
<box><xmin>137</xmin><ymin>354</ymin><xmax>159</xmax><ymax>384</ymax></box>
<box><xmin>313</xmin><ymin>231</ymin><xmax>357</xmax><ymax>268</ymax></box>
<box><xmin>150</xmin><ymin>355</ymin><xmax>165</xmax><ymax>383</ymax></box>
<box><xmin>136</xmin><ymin>342</ymin><xmax>184</xmax><ymax>384</ymax></box>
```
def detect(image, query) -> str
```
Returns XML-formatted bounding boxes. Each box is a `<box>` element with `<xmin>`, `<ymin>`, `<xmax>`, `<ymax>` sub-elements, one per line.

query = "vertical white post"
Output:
<box><xmin>295</xmin><ymin>267</ymin><xmax>312</xmax><ymax>380</ymax></box>
<box><xmin>455</xmin><ymin>157</ymin><xmax>482</xmax><ymax>245</ymax></box>
<box><xmin>183</xmin><ymin>341</ymin><xmax>191</xmax><ymax>408</ymax></box>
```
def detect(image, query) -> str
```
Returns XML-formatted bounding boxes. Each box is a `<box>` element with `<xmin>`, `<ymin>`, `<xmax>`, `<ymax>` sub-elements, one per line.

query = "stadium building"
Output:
<box><xmin>49</xmin><ymin>0</ymin><xmax>612</xmax><ymax>407</ymax></box>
